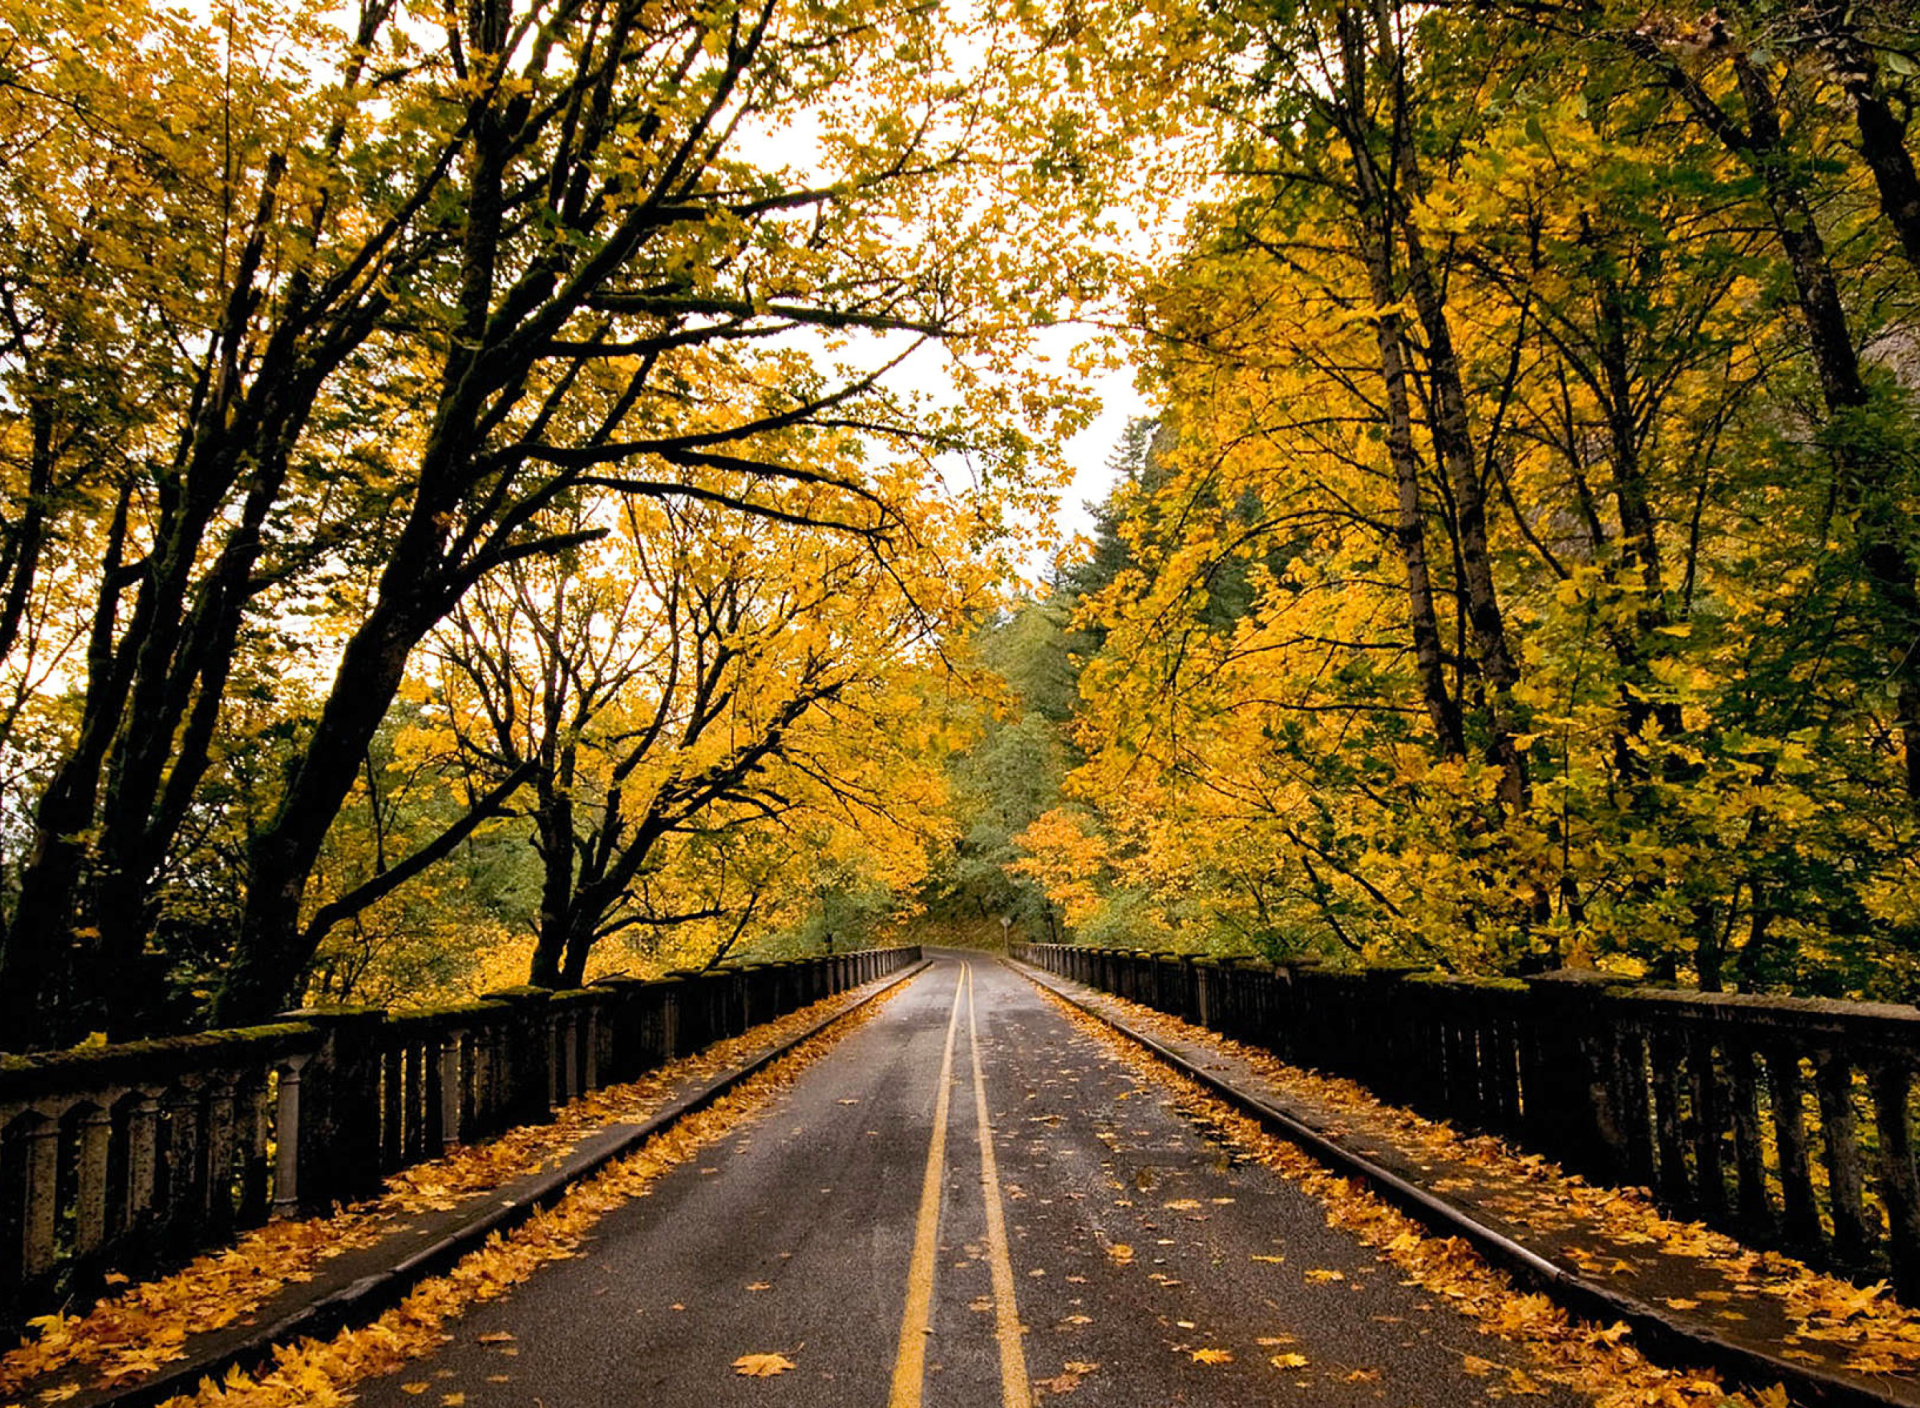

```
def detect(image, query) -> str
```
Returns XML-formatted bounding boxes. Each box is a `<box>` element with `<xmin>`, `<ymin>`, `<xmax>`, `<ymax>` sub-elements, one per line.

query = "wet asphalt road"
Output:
<box><xmin>351</xmin><ymin>953</ymin><xmax>1586</xmax><ymax>1408</ymax></box>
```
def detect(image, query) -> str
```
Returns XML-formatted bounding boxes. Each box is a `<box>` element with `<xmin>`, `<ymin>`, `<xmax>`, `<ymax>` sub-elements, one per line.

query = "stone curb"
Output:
<box><xmin>1009</xmin><ymin>958</ymin><xmax>1917</xmax><ymax>1408</ymax></box>
<box><xmin>61</xmin><ymin>960</ymin><xmax>931</xmax><ymax>1408</ymax></box>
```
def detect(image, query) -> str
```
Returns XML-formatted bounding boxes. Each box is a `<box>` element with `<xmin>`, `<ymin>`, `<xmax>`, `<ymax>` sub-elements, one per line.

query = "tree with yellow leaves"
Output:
<box><xmin>425</xmin><ymin>481</ymin><xmax>980</xmax><ymax>986</ymax></box>
<box><xmin>1025</xmin><ymin>0</ymin><xmax>1920</xmax><ymax>996</ymax></box>
<box><xmin>0</xmin><ymin>0</ymin><xmax>1122</xmax><ymax>1045</ymax></box>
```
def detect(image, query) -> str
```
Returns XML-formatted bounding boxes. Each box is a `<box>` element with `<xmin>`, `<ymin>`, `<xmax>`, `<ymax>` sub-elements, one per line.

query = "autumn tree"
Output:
<box><xmin>427</xmin><ymin>483</ymin><xmax>975</xmax><ymax>988</ymax></box>
<box><xmin>0</xmin><ymin>0</ymin><xmax>1109</xmax><ymax>1046</ymax></box>
<box><xmin>1021</xmin><ymin>0</ymin><xmax>1920</xmax><ymax>996</ymax></box>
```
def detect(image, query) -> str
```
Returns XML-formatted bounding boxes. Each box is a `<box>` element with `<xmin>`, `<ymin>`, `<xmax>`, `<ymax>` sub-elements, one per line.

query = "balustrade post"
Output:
<box><xmin>239</xmin><ymin>1076</ymin><xmax>273</xmax><ymax>1225</ymax></box>
<box><xmin>127</xmin><ymin>1091</ymin><xmax>161</xmax><ymax>1226</ymax></box>
<box><xmin>1361</xmin><ymin>967</ymin><xmax>1424</xmax><ymax>1095</ymax></box>
<box><xmin>17</xmin><ymin>1114</ymin><xmax>58</xmax><ymax>1282</ymax></box>
<box><xmin>589</xmin><ymin>976</ymin><xmax>646</xmax><ymax>1081</ymax></box>
<box><xmin>558</xmin><ymin>1008</ymin><xmax>580</xmax><ymax>1106</ymax></box>
<box><xmin>1522</xmin><ymin>972</ymin><xmax>1634</xmax><ymax>1177</ymax></box>
<box><xmin>73</xmin><ymin>1105</ymin><xmax>113</xmax><ymax>1258</ymax></box>
<box><xmin>1870</xmin><ymin>1063</ymin><xmax>1920</xmax><ymax>1297</ymax></box>
<box><xmin>438</xmin><ymin>1031</ymin><xmax>464</xmax><ymax>1150</ymax></box>
<box><xmin>479</xmin><ymin>986</ymin><xmax>556</xmax><ymax>1125</ymax></box>
<box><xmin>272</xmin><ymin>1060</ymin><xmax>304</xmax><ymax>1215</ymax></box>
<box><xmin>1813</xmin><ymin>1050</ymin><xmax>1875</xmax><ymax>1264</ymax></box>
<box><xmin>282</xmin><ymin>1007</ymin><xmax>387</xmax><ymax>1210</ymax></box>
<box><xmin>204</xmin><ymin>1079</ymin><xmax>238</xmax><ymax>1229</ymax></box>
<box><xmin>162</xmin><ymin>1085</ymin><xmax>205</xmax><ymax>1234</ymax></box>
<box><xmin>582</xmin><ymin>1001</ymin><xmax>601</xmax><ymax>1091</ymax></box>
<box><xmin>665</xmin><ymin>972</ymin><xmax>706</xmax><ymax>1055</ymax></box>
<box><xmin>1763</xmin><ymin>1045</ymin><xmax>1822</xmax><ymax>1249</ymax></box>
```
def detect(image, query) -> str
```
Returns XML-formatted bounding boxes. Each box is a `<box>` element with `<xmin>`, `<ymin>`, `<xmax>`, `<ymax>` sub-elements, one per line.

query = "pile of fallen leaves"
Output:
<box><xmin>0</xmin><ymin>982</ymin><xmax>892</xmax><ymax>1403</ymax></box>
<box><xmin>1065</xmin><ymin>988</ymin><xmax>1920</xmax><ymax>1385</ymax></box>
<box><xmin>1039</xmin><ymin>988</ymin><xmax>1798</xmax><ymax>1408</ymax></box>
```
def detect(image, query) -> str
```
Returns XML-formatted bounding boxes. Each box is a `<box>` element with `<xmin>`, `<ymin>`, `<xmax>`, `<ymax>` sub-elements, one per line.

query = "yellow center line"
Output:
<box><xmin>888</xmin><ymin>966</ymin><xmax>964</xmax><ymax>1408</ymax></box>
<box><xmin>967</xmin><ymin>962</ymin><xmax>1033</xmax><ymax>1408</ymax></box>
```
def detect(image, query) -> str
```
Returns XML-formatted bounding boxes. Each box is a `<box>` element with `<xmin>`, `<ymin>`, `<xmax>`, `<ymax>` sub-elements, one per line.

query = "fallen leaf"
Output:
<box><xmin>1107</xmin><ymin>1244</ymin><xmax>1134</xmax><ymax>1265</ymax></box>
<box><xmin>1305</xmin><ymin>1269</ymin><xmax>1345</xmax><ymax>1283</ymax></box>
<box><xmin>400</xmin><ymin>1385</ymin><xmax>428</xmax><ymax>1397</ymax></box>
<box><xmin>477</xmin><ymin>1332</ymin><xmax>515</xmax><ymax>1344</ymax></box>
<box><xmin>1270</xmin><ymin>1352</ymin><xmax>1309</xmax><ymax>1369</ymax></box>
<box><xmin>732</xmin><ymin>1353</ymin><xmax>796</xmax><ymax>1378</ymax></box>
<box><xmin>746</xmin><ymin>1282</ymin><xmax>772</xmax><ymax>1292</ymax></box>
<box><xmin>1189</xmin><ymin>1347</ymin><xmax>1233</xmax><ymax>1365</ymax></box>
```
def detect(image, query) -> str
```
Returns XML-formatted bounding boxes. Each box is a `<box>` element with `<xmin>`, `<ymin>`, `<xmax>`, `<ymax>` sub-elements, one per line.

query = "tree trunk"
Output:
<box><xmin>528</xmin><ymin>782</ymin><xmax>575</xmax><ymax>989</ymax></box>
<box><xmin>1334</xmin><ymin>2</ymin><xmax>1528</xmax><ymax>810</ymax></box>
<box><xmin>1803</xmin><ymin>3</ymin><xmax>1920</xmax><ymax>281</ymax></box>
<box><xmin>214</xmin><ymin>607</ymin><xmax>429</xmax><ymax>1022</ymax></box>
<box><xmin>1370</xmin><ymin>269</ymin><xmax>1468</xmax><ymax>759</ymax></box>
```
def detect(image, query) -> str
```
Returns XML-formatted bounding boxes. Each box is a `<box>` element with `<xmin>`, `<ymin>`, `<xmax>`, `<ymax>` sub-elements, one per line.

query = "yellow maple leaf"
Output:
<box><xmin>1270</xmin><ymin>1352</ymin><xmax>1309</xmax><ymax>1369</ymax></box>
<box><xmin>1189</xmin><ymin>1348</ymin><xmax>1233</xmax><ymax>1364</ymax></box>
<box><xmin>733</xmin><ymin>1353</ymin><xmax>796</xmax><ymax>1377</ymax></box>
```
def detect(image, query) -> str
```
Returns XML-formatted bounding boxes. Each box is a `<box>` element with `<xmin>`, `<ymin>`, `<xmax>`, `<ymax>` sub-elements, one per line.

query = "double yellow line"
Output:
<box><xmin>888</xmin><ymin>963</ymin><xmax>1031</xmax><ymax>1408</ymax></box>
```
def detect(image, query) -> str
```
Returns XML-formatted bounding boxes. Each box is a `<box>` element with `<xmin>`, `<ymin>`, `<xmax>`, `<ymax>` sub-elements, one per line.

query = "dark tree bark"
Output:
<box><xmin>1331</xmin><ymin>2</ymin><xmax>1530</xmax><ymax>812</ymax></box>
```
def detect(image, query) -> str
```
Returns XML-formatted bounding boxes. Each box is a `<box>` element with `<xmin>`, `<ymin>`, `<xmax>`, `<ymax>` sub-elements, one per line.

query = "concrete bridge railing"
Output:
<box><xmin>0</xmin><ymin>946</ymin><xmax>920</xmax><ymax>1327</ymax></box>
<box><xmin>1013</xmin><ymin>941</ymin><xmax>1920</xmax><ymax>1298</ymax></box>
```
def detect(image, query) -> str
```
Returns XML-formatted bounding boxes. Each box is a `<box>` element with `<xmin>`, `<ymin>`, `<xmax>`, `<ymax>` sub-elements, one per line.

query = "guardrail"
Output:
<box><xmin>1012</xmin><ymin>942</ymin><xmax>1920</xmax><ymax>1298</ymax></box>
<box><xmin>0</xmin><ymin>946</ymin><xmax>920</xmax><ymax>1326</ymax></box>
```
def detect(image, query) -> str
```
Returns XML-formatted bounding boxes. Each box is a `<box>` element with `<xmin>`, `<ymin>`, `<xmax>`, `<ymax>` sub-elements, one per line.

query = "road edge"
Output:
<box><xmin>1006</xmin><ymin>956</ymin><xmax>1915</xmax><ymax>1408</ymax></box>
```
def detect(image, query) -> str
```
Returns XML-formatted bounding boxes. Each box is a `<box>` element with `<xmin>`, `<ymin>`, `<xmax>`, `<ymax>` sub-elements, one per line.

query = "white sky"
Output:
<box><xmin>1053</xmin><ymin>359</ymin><xmax>1144</xmax><ymax>545</ymax></box>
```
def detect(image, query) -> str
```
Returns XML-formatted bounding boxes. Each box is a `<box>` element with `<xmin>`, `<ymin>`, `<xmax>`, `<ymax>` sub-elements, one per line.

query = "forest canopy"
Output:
<box><xmin>1001</xmin><ymin>0</ymin><xmax>1920</xmax><ymax>1002</ymax></box>
<box><xmin>0</xmin><ymin>0</ymin><xmax>1131</xmax><ymax>1049</ymax></box>
<box><xmin>3</xmin><ymin>0</ymin><xmax>1920</xmax><ymax>1054</ymax></box>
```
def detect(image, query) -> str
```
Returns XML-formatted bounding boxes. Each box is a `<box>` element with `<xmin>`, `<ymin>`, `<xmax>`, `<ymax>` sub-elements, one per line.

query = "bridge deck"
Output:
<box><xmin>345</xmin><ymin>954</ymin><xmax>1582</xmax><ymax>1408</ymax></box>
